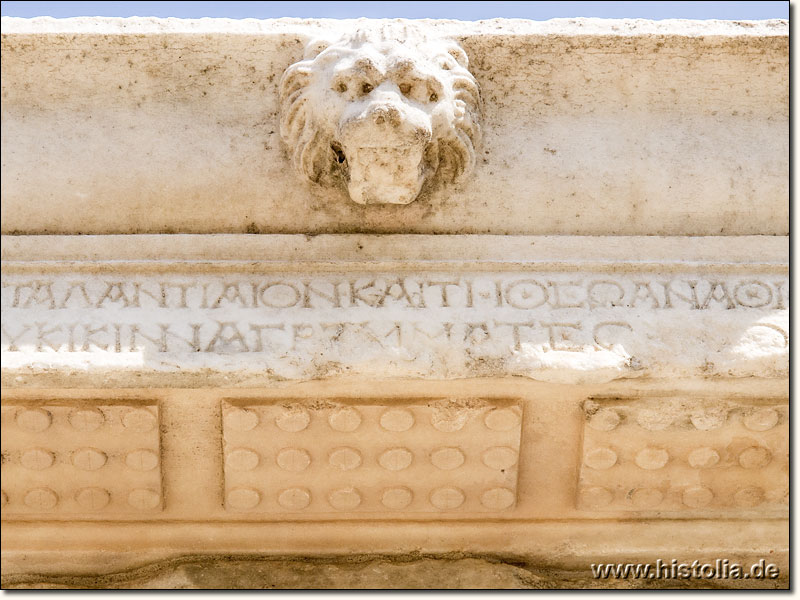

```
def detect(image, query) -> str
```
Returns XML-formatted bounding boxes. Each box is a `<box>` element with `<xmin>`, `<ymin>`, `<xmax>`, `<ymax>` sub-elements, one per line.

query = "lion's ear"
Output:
<box><xmin>446</xmin><ymin>46</ymin><xmax>469</xmax><ymax>69</ymax></box>
<box><xmin>438</xmin><ymin>129</ymin><xmax>477</xmax><ymax>184</ymax></box>
<box><xmin>278</xmin><ymin>64</ymin><xmax>312</xmax><ymax>107</ymax></box>
<box><xmin>303</xmin><ymin>38</ymin><xmax>332</xmax><ymax>60</ymax></box>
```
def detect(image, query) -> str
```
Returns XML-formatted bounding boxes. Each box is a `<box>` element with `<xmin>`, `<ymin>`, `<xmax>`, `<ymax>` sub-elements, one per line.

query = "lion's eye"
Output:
<box><xmin>335</xmin><ymin>82</ymin><xmax>348</xmax><ymax>93</ymax></box>
<box><xmin>361</xmin><ymin>82</ymin><xmax>374</xmax><ymax>94</ymax></box>
<box><xmin>429</xmin><ymin>92</ymin><xmax>438</xmax><ymax>102</ymax></box>
<box><xmin>399</xmin><ymin>83</ymin><xmax>412</xmax><ymax>96</ymax></box>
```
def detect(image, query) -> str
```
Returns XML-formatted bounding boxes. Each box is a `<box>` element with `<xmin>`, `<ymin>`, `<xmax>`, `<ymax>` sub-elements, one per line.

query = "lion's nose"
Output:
<box><xmin>372</xmin><ymin>105</ymin><xmax>401</xmax><ymax>126</ymax></box>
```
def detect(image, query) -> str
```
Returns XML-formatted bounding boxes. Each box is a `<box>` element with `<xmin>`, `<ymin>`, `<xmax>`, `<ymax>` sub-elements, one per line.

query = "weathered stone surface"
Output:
<box><xmin>0</xmin><ymin>18</ymin><xmax>788</xmax><ymax>235</ymax></box>
<box><xmin>2</xmin><ymin>554</ymin><xmax>789</xmax><ymax>589</ymax></box>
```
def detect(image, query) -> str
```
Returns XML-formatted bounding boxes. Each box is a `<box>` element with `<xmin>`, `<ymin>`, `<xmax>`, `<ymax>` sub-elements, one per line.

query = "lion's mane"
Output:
<box><xmin>279</xmin><ymin>27</ymin><xmax>482</xmax><ymax>195</ymax></box>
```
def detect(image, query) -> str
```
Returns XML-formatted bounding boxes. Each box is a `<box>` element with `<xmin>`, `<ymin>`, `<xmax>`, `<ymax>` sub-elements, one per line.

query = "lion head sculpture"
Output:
<box><xmin>279</xmin><ymin>25</ymin><xmax>482</xmax><ymax>205</ymax></box>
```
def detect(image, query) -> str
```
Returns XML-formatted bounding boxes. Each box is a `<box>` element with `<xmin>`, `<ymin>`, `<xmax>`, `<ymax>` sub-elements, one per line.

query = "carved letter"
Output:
<box><xmin>212</xmin><ymin>283</ymin><xmax>251</xmax><ymax>309</ymax></box>
<box><xmin>548</xmin><ymin>281</ymin><xmax>585</xmax><ymax>309</ymax></box>
<box><xmin>250</xmin><ymin>323</ymin><xmax>286</xmax><ymax>352</ymax></box>
<box><xmin>541</xmin><ymin>321</ymin><xmax>584</xmax><ymax>351</ymax></box>
<box><xmin>1</xmin><ymin>324</ymin><xmax>31</xmax><ymax>351</ymax></box>
<box><xmin>631</xmin><ymin>282</ymin><xmax>661</xmax><ymax>309</ymax></box>
<box><xmin>96</xmin><ymin>282</ymin><xmax>140</xmax><ymax>308</ymax></box>
<box><xmin>259</xmin><ymin>282</ymin><xmax>302</xmax><ymax>309</ymax></box>
<box><xmin>302</xmin><ymin>281</ymin><xmax>342</xmax><ymax>309</ymax></box>
<box><xmin>733</xmin><ymin>280</ymin><xmax>773</xmax><ymax>309</ymax></box>
<box><xmin>35</xmin><ymin>322</ymin><xmax>62</xmax><ymax>352</ymax></box>
<box><xmin>504</xmin><ymin>279</ymin><xmax>548</xmax><ymax>309</ymax></box>
<box><xmin>205</xmin><ymin>322</ymin><xmax>250</xmax><ymax>353</ymax></box>
<box><xmin>593</xmin><ymin>321</ymin><xmax>634</xmax><ymax>350</ymax></box>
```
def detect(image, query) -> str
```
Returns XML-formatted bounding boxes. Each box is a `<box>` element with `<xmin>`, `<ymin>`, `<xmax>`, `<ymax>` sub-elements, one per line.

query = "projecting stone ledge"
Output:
<box><xmin>0</xmin><ymin>17</ymin><xmax>788</xmax><ymax>236</ymax></box>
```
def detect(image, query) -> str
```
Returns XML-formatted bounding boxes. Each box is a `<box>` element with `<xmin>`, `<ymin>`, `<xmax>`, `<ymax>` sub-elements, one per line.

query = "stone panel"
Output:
<box><xmin>222</xmin><ymin>398</ymin><xmax>522</xmax><ymax>514</ymax></box>
<box><xmin>0</xmin><ymin>400</ymin><xmax>163</xmax><ymax>516</ymax></box>
<box><xmin>578</xmin><ymin>398</ymin><xmax>788</xmax><ymax>515</ymax></box>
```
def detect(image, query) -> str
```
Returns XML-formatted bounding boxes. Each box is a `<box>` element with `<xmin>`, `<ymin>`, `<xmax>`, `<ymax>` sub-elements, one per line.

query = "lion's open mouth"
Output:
<box><xmin>337</xmin><ymin>142</ymin><xmax>428</xmax><ymax>205</ymax></box>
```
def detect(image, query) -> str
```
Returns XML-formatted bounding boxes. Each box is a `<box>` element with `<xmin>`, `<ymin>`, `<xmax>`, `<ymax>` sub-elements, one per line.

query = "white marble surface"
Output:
<box><xmin>1</xmin><ymin>18</ymin><xmax>788</xmax><ymax>235</ymax></box>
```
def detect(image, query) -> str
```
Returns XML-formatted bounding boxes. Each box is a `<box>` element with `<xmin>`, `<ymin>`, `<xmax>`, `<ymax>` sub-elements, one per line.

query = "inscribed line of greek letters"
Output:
<box><xmin>2</xmin><ymin>273</ymin><xmax>788</xmax><ymax>357</ymax></box>
<box><xmin>0</xmin><ymin>319</ymin><xmax>646</xmax><ymax>354</ymax></box>
<box><xmin>1</xmin><ymin>275</ymin><xmax>788</xmax><ymax>311</ymax></box>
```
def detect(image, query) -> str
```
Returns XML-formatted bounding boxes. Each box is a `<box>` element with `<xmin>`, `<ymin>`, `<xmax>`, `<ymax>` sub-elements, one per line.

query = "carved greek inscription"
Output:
<box><xmin>1</xmin><ymin>319</ymin><xmax>642</xmax><ymax>355</ymax></box>
<box><xmin>1</xmin><ymin>276</ymin><xmax>789</xmax><ymax>312</ymax></box>
<box><xmin>1</xmin><ymin>274</ymin><xmax>788</xmax><ymax>362</ymax></box>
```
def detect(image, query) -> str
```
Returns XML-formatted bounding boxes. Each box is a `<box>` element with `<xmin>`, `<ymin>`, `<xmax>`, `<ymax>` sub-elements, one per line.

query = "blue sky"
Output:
<box><xmin>0</xmin><ymin>1</ymin><xmax>789</xmax><ymax>20</ymax></box>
